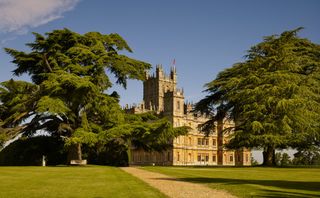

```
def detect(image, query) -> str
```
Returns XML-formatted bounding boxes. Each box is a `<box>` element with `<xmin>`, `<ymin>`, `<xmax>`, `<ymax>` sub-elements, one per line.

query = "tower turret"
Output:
<box><xmin>156</xmin><ymin>64</ymin><xmax>163</xmax><ymax>79</ymax></box>
<box><xmin>170</xmin><ymin>66</ymin><xmax>177</xmax><ymax>82</ymax></box>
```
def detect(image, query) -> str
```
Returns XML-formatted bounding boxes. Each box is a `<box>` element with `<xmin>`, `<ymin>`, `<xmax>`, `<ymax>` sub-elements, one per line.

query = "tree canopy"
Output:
<box><xmin>107</xmin><ymin>112</ymin><xmax>189</xmax><ymax>152</ymax></box>
<box><xmin>0</xmin><ymin>29</ymin><xmax>153</xmax><ymax>161</ymax></box>
<box><xmin>195</xmin><ymin>28</ymin><xmax>320</xmax><ymax>166</ymax></box>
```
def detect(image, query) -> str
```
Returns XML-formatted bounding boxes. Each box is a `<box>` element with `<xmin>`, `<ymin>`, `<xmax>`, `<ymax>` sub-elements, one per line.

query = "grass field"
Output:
<box><xmin>1</xmin><ymin>166</ymin><xmax>318</xmax><ymax>198</ymax></box>
<box><xmin>0</xmin><ymin>166</ymin><xmax>167</xmax><ymax>198</ymax></box>
<box><xmin>142</xmin><ymin>166</ymin><xmax>320</xmax><ymax>198</ymax></box>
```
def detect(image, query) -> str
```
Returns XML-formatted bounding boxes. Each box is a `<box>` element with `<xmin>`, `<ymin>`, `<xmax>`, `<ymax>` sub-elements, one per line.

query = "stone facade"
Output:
<box><xmin>126</xmin><ymin>65</ymin><xmax>251</xmax><ymax>166</ymax></box>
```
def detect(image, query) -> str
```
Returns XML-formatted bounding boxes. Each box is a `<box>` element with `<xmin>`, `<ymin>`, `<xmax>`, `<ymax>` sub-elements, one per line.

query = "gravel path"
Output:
<box><xmin>121</xmin><ymin>167</ymin><xmax>237</xmax><ymax>198</ymax></box>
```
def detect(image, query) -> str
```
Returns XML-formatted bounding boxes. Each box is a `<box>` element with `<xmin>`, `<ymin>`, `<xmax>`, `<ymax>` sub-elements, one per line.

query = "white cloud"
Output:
<box><xmin>0</xmin><ymin>0</ymin><xmax>80</xmax><ymax>33</ymax></box>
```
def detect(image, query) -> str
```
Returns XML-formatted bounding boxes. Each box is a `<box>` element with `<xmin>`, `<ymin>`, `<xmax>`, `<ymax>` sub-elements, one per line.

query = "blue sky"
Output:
<box><xmin>1</xmin><ymin>0</ymin><xmax>319</xmax><ymax>107</ymax></box>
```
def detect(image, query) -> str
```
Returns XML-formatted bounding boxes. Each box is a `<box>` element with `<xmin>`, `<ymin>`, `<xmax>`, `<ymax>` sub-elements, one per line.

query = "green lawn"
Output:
<box><xmin>142</xmin><ymin>166</ymin><xmax>320</xmax><ymax>198</ymax></box>
<box><xmin>0</xmin><ymin>166</ymin><xmax>167</xmax><ymax>198</ymax></box>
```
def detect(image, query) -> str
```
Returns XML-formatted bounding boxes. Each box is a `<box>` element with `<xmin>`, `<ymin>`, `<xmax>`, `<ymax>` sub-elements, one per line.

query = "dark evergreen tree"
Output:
<box><xmin>87</xmin><ymin>112</ymin><xmax>189</xmax><ymax>165</ymax></box>
<box><xmin>195</xmin><ymin>28</ymin><xmax>320</xmax><ymax>166</ymax></box>
<box><xmin>0</xmin><ymin>29</ymin><xmax>151</xmax><ymax>162</ymax></box>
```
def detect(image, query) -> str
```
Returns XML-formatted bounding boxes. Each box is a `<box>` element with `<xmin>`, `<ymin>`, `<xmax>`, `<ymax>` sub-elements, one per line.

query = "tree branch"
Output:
<box><xmin>43</xmin><ymin>53</ymin><xmax>53</xmax><ymax>72</ymax></box>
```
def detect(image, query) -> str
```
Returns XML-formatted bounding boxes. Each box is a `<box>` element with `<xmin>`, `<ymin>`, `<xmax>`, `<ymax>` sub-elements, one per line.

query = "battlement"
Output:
<box><xmin>163</xmin><ymin>88</ymin><xmax>184</xmax><ymax>97</ymax></box>
<box><xmin>124</xmin><ymin>102</ymin><xmax>151</xmax><ymax>114</ymax></box>
<box><xmin>145</xmin><ymin>64</ymin><xmax>177</xmax><ymax>82</ymax></box>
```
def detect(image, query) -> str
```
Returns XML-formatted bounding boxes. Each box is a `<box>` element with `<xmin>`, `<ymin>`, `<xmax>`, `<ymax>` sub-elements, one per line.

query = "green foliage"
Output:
<box><xmin>0</xmin><ymin>133</ymin><xmax>6</xmax><ymax>148</ymax></box>
<box><xmin>129</xmin><ymin>118</ymin><xmax>188</xmax><ymax>151</ymax></box>
<box><xmin>275</xmin><ymin>152</ymin><xmax>292</xmax><ymax>166</ymax></box>
<box><xmin>0</xmin><ymin>136</ymin><xmax>67</xmax><ymax>165</ymax></box>
<box><xmin>83</xmin><ymin>112</ymin><xmax>189</xmax><ymax>166</ymax></box>
<box><xmin>0</xmin><ymin>29</ymin><xmax>185</xmax><ymax>164</ymax></box>
<box><xmin>0</xmin><ymin>80</ymin><xmax>39</xmax><ymax>128</ymax></box>
<box><xmin>292</xmin><ymin>146</ymin><xmax>320</xmax><ymax>165</ymax></box>
<box><xmin>275</xmin><ymin>152</ymin><xmax>282</xmax><ymax>166</ymax></box>
<box><xmin>280</xmin><ymin>153</ymin><xmax>291</xmax><ymax>166</ymax></box>
<box><xmin>66</xmin><ymin>128</ymin><xmax>98</xmax><ymax>147</ymax></box>
<box><xmin>0</xmin><ymin>28</ymin><xmax>151</xmax><ymax>161</ymax></box>
<box><xmin>85</xmin><ymin>140</ymin><xmax>129</xmax><ymax>166</ymax></box>
<box><xmin>36</xmin><ymin>96</ymin><xmax>71</xmax><ymax>114</ymax></box>
<box><xmin>105</xmin><ymin>112</ymin><xmax>189</xmax><ymax>152</ymax></box>
<box><xmin>195</xmin><ymin>28</ymin><xmax>320</xmax><ymax>165</ymax></box>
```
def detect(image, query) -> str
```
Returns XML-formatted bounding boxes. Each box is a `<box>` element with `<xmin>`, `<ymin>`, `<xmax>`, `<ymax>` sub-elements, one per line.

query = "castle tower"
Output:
<box><xmin>163</xmin><ymin>88</ymin><xmax>184</xmax><ymax>123</ymax></box>
<box><xmin>143</xmin><ymin>65</ymin><xmax>178</xmax><ymax>113</ymax></box>
<box><xmin>129</xmin><ymin>63</ymin><xmax>251</xmax><ymax>166</ymax></box>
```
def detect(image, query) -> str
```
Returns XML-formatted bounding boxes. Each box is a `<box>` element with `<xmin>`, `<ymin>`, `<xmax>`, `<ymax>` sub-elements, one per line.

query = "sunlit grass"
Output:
<box><xmin>142</xmin><ymin>166</ymin><xmax>320</xmax><ymax>198</ymax></box>
<box><xmin>0</xmin><ymin>166</ymin><xmax>167</xmax><ymax>198</ymax></box>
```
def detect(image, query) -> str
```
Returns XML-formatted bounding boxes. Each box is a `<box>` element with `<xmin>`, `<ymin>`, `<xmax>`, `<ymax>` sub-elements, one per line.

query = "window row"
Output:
<box><xmin>175</xmin><ymin>137</ymin><xmax>218</xmax><ymax>146</ymax></box>
<box><xmin>176</xmin><ymin>152</ymin><xmax>218</xmax><ymax>162</ymax></box>
<box><xmin>197</xmin><ymin>138</ymin><xmax>217</xmax><ymax>146</ymax></box>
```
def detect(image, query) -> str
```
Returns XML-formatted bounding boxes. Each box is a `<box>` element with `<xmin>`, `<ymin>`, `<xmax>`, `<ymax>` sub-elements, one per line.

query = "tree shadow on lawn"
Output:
<box><xmin>155</xmin><ymin>177</ymin><xmax>319</xmax><ymax>198</ymax></box>
<box><xmin>258</xmin><ymin>189</ymin><xmax>319</xmax><ymax>198</ymax></box>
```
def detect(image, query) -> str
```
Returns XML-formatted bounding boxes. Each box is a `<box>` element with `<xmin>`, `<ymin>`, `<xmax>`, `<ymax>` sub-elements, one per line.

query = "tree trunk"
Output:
<box><xmin>217</xmin><ymin>118</ymin><xmax>224</xmax><ymax>165</ymax></box>
<box><xmin>67</xmin><ymin>143</ymin><xmax>82</xmax><ymax>163</ymax></box>
<box><xmin>262</xmin><ymin>146</ymin><xmax>276</xmax><ymax>166</ymax></box>
<box><xmin>127</xmin><ymin>139</ymin><xmax>131</xmax><ymax>165</ymax></box>
<box><xmin>76</xmin><ymin>143</ymin><xmax>82</xmax><ymax>160</ymax></box>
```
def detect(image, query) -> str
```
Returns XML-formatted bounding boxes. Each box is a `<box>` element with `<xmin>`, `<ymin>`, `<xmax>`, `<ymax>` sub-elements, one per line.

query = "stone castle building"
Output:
<box><xmin>125</xmin><ymin>65</ymin><xmax>251</xmax><ymax>166</ymax></box>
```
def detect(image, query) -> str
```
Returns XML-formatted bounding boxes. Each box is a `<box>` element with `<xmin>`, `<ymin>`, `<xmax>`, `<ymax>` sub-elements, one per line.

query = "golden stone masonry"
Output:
<box><xmin>125</xmin><ymin>65</ymin><xmax>251</xmax><ymax>166</ymax></box>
